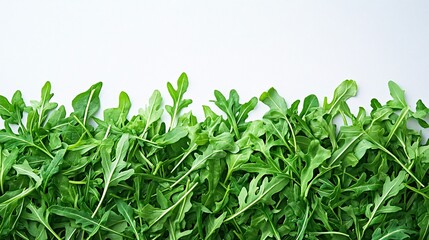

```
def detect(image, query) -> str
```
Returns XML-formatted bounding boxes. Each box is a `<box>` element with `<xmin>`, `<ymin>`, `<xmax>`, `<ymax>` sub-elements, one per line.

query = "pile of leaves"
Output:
<box><xmin>1</xmin><ymin>73</ymin><xmax>429</xmax><ymax>240</ymax></box>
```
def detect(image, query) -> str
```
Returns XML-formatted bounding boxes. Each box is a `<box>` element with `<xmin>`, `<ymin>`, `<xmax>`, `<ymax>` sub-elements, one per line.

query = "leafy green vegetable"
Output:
<box><xmin>0</xmin><ymin>74</ymin><xmax>428</xmax><ymax>239</ymax></box>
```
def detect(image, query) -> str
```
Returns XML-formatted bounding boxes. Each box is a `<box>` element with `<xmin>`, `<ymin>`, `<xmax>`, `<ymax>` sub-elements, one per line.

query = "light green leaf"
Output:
<box><xmin>166</xmin><ymin>72</ymin><xmax>192</xmax><ymax>130</ymax></box>
<box><xmin>13</xmin><ymin>160</ymin><xmax>42</xmax><ymax>188</ymax></box>
<box><xmin>104</xmin><ymin>91</ymin><xmax>132</xmax><ymax>127</ymax></box>
<box><xmin>324</xmin><ymin>80</ymin><xmax>357</xmax><ymax>115</ymax></box>
<box><xmin>387</xmin><ymin>81</ymin><xmax>407</xmax><ymax>109</ymax></box>
<box><xmin>139</xmin><ymin>90</ymin><xmax>163</xmax><ymax>135</ymax></box>
<box><xmin>225</xmin><ymin>175</ymin><xmax>287</xmax><ymax>222</ymax></box>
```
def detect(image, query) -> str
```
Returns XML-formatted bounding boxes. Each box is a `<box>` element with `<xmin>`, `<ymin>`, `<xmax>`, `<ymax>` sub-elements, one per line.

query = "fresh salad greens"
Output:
<box><xmin>1</xmin><ymin>73</ymin><xmax>429</xmax><ymax>239</ymax></box>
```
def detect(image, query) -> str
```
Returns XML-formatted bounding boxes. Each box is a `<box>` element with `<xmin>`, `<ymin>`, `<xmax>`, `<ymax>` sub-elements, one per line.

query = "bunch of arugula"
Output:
<box><xmin>1</xmin><ymin>73</ymin><xmax>429</xmax><ymax>240</ymax></box>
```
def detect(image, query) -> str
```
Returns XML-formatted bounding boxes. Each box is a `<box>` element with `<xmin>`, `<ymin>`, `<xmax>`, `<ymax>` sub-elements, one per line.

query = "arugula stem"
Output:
<box><xmin>83</xmin><ymin>89</ymin><xmax>96</xmax><ymax>126</ymax></box>
<box><xmin>34</xmin><ymin>142</ymin><xmax>54</xmax><ymax>159</ymax></box>
<box><xmin>73</xmin><ymin>115</ymin><xmax>93</xmax><ymax>138</ymax></box>
<box><xmin>367</xmin><ymin>135</ymin><xmax>424</xmax><ymax>187</ymax></box>
<box><xmin>283</xmin><ymin>116</ymin><xmax>297</xmax><ymax>153</ymax></box>
<box><xmin>385</xmin><ymin>107</ymin><xmax>409</xmax><ymax>145</ymax></box>
<box><xmin>130</xmin><ymin>135</ymin><xmax>161</xmax><ymax>148</ymax></box>
<box><xmin>171</xmin><ymin>143</ymin><xmax>197</xmax><ymax>173</ymax></box>
<box><xmin>103</xmin><ymin>124</ymin><xmax>111</xmax><ymax>140</ymax></box>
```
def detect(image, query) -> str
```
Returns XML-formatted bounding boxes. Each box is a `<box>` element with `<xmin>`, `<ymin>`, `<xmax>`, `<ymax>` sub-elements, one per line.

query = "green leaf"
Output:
<box><xmin>139</xmin><ymin>182</ymin><xmax>198</xmax><ymax>231</ymax></box>
<box><xmin>300</xmin><ymin>140</ymin><xmax>331</xmax><ymax>198</ymax></box>
<box><xmin>72</xmin><ymin>82</ymin><xmax>102</xmax><ymax>125</ymax></box>
<box><xmin>93</xmin><ymin>134</ymin><xmax>134</xmax><ymax>217</ymax></box>
<box><xmin>166</xmin><ymin>73</ymin><xmax>192</xmax><ymax>130</ymax></box>
<box><xmin>225</xmin><ymin>149</ymin><xmax>252</xmax><ymax>182</ymax></box>
<box><xmin>23</xmin><ymin>203</ymin><xmax>62</xmax><ymax>240</ymax></box>
<box><xmin>260</xmin><ymin>87</ymin><xmax>297</xmax><ymax>152</ymax></box>
<box><xmin>225</xmin><ymin>175</ymin><xmax>287</xmax><ymax>222</ymax></box>
<box><xmin>104</xmin><ymin>91</ymin><xmax>132</xmax><ymax>127</ymax></box>
<box><xmin>13</xmin><ymin>160</ymin><xmax>42</xmax><ymax>188</ymax></box>
<box><xmin>387</xmin><ymin>81</ymin><xmax>407</xmax><ymax>109</ymax></box>
<box><xmin>30</xmin><ymin>81</ymin><xmax>58</xmax><ymax>128</ymax></box>
<box><xmin>413</xmin><ymin>100</ymin><xmax>429</xmax><ymax>128</ymax></box>
<box><xmin>324</xmin><ymin>80</ymin><xmax>357</xmax><ymax>115</ymax></box>
<box><xmin>213</xmin><ymin>89</ymin><xmax>257</xmax><ymax>138</ymax></box>
<box><xmin>171</xmin><ymin>146</ymin><xmax>226</xmax><ymax>188</ymax></box>
<box><xmin>300</xmin><ymin>94</ymin><xmax>319</xmax><ymax>117</ymax></box>
<box><xmin>50</xmin><ymin>206</ymin><xmax>127</xmax><ymax>238</ymax></box>
<box><xmin>116</xmin><ymin>200</ymin><xmax>140</xmax><ymax>240</ymax></box>
<box><xmin>362</xmin><ymin>171</ymin><xmax>406</xmax><ymax>238</ymax></box>
<box><xmin>0</xmin><ymin>96</ymin><xmax>14</xmax><ymax>120</ymax></box>
<box><xmin>0</xmin><ymin>147</ymin><xmax>18</xmax><ymax>193</ymax></box>
<box><xmin>139</xmin><ymin>90</ymin><xmax>163</xmax><ymax>136</ymax></box>
<box><xmin>40</xmin><ymin>149</ymin><xmax>66</xmax><ymax>191</ymax></box>
<box><xmin>372</xmin><ymin>220</ymin><xmax>414</xmax><ymax>240</ymax></box>
<box><xmin>155</xmin><ymin>126</ymin><xmax>188</xmax><ymax>146</ymax></box>
<box><xmin>205</xmin><ymin>212</ymin><xmax>226</xmax><ymax>240</ymax></box>
<box><xmin>260</xmin><ymin>88</ymin><xmax>288</xmax><ymax>119</ymax></box>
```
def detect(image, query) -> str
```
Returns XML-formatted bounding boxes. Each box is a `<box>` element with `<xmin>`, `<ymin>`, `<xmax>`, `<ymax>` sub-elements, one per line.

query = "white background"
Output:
<box><xmin>1</xmin><ymin>1</ymin><xmax>428</xmax><ymax>120</ymax></box>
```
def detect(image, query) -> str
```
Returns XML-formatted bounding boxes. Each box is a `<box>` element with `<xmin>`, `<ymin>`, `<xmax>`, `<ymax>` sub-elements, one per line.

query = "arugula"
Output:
<box><xmin>0</xmin><ymin>74</ymin><xmax>428</xmax><ymax>239</ymax></box>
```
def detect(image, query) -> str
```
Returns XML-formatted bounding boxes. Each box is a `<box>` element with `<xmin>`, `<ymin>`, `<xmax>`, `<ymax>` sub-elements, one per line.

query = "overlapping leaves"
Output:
<box><xmin>0</xmin><ymin>74</ymin><xmax>428</xmax><ymax>239</ymax></box>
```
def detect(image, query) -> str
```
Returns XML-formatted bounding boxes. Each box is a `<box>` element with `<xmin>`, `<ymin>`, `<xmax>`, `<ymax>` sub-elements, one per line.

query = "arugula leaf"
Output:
<box><xmin>300</xmin><ymin>140</ymin><xmax>331</xmax><ymax>198</ymax></box>
<box><xmin>50</xmin><ymin>206</ymin><xmax>128</xmax><ymax>238</ymax></box>
<box><xmin>13</xmin><ymin>160</ymin><xmax>42</xmax><ymax>187</ymax></box>
<box><xmin>372</xmin><ymin>219</ymin><xmax>414</xmax><ymax>240</ymax></box>
<box><xmin>72</xmin><ymin>82</ymin><xmax>102</xmax><ymax>125</ymax></box>
<box><xmin>104</xmin><ymin>91</ymin><xmax>131</xmax><ymax>127</ymax></box>
<box><xmin>116</xmin><ymin>200</ymin><xmax>140</xmax><ymax>240</ymax></box>
<box><xmin>1</xmin><ymin>75</ymin><xmax>429</xmax><ymax>239</ymax></box>
<box><xmin>213</xmin><ymin>89</ymin><xmax>257</xmax><ymax>138</ymax></box>
<box><xmin>40</xmin><ymin>149</ymin><xmax>66</xmax><ymax>191</ymax></box>
<box><xmin>139</xmin><ymin>182</ymin><xmax>198</xmax><ymax>231</ymax></box>
<box><xmin>0</xmin><ymin>147</ymin><xmax>18</xmax><ymax>193</ymax></box>
<box><xmin>166</xmin><ymin>72</ymin><xmax>192</xmax><ymax>130</ymax></box>
<box><xmin>205</xmin><ymin>212</ymin><xmax>227</xmax><ymax>240</ymax></box>
<box><xmin>323</xmin><ymin>80</ymin><xmax>357</xmax><ymax>116</ymax></box>
<box><xmin>361</xmin><ymin>171</ymin><xmax>406</xmax><ymax>239</ymax></box>
<box><xmin>31</xmin><ymin>81</ymin><xmax>58</xmax><ymax>129</ymax></box>
<box><xmin>139</xmin><ymin>90</ymin><xmax>163</xmax><ymax>136</ymax></box>
<box><xmin>93</xmin><ymin>134</ymin><xmax>134</xmax><ymax>217</ymax></box>
<box><xmin>22</xmin><ymin>203</ymin><xmax>62</xmax><ymax>240</ymax></box>
<box><xmin>387</xmin><ymin>81</ymin><xmax>407</xmax><ymax>109</ymax></box>
<box><xmin>260</xmin><ymin>87</ymin><xmax>297</xmax><ymax>152</ymax></box>
<box><xmin>225</xmin><ymin>175</ymin><xmax>287</xmax><ymax>222</ymax></box>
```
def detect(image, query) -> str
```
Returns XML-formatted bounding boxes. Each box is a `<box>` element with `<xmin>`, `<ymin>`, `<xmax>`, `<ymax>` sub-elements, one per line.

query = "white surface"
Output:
<box><xmin>1</xmin><ymin>1</ymin><xmax>428</xmax><ymax>120</ymax></box>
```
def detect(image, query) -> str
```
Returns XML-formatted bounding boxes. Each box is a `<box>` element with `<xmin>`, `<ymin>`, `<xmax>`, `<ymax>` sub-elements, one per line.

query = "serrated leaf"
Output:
<box><xmin>362</xmin><ymin>171</ymin><xmax>406</xmax><ymax>236</ymax></box>
<box><xmin>116</xmin><ymin>200</ymin><xmax>140</xmax><ymax>240</ymax></box>
<box><xmin>300</xmin><ymin>140</ymin><xmax>331</xmax><ymax>198</ymax></box>
<box><xmin>225</xmin><ymin>175</ymin><xmax>287</xmax><ymax>222</ymax></box>
<box><xmin>49</xmin><ymin>206</ymin><xmax>125</xmax><ymax>237</ymax></box>
<box><xmin>0</xmin><ymin>147</ymin><xmax>18</xmax><ymax>193</ymax></box>
<box><xmin>166</xmin><ymin>73</ymin><xmax>192</xmax><ymax>129</ymax></box>
<box><xmin>139</xmin><ymin>90</ymin><xmax>163</xmax><ymax>135</ymax></box>
<box><xmin>104</xmin><ymin>91</ymin><xmax>132</xmax><ymax>127</ymax></box>
<box><xmin>13</xmin><ymin>160</ymin><xmax>42</xmax><ymax>188</ymax></box>
<box><xmin>324</xmin><ymin>80</ymin><xmax>357</xmax><ymax>115</ymax></box>
<box><xmin>205</xmin><ymin>212</ymin><xmax>226</xmax><ymax>240</ymax></box>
